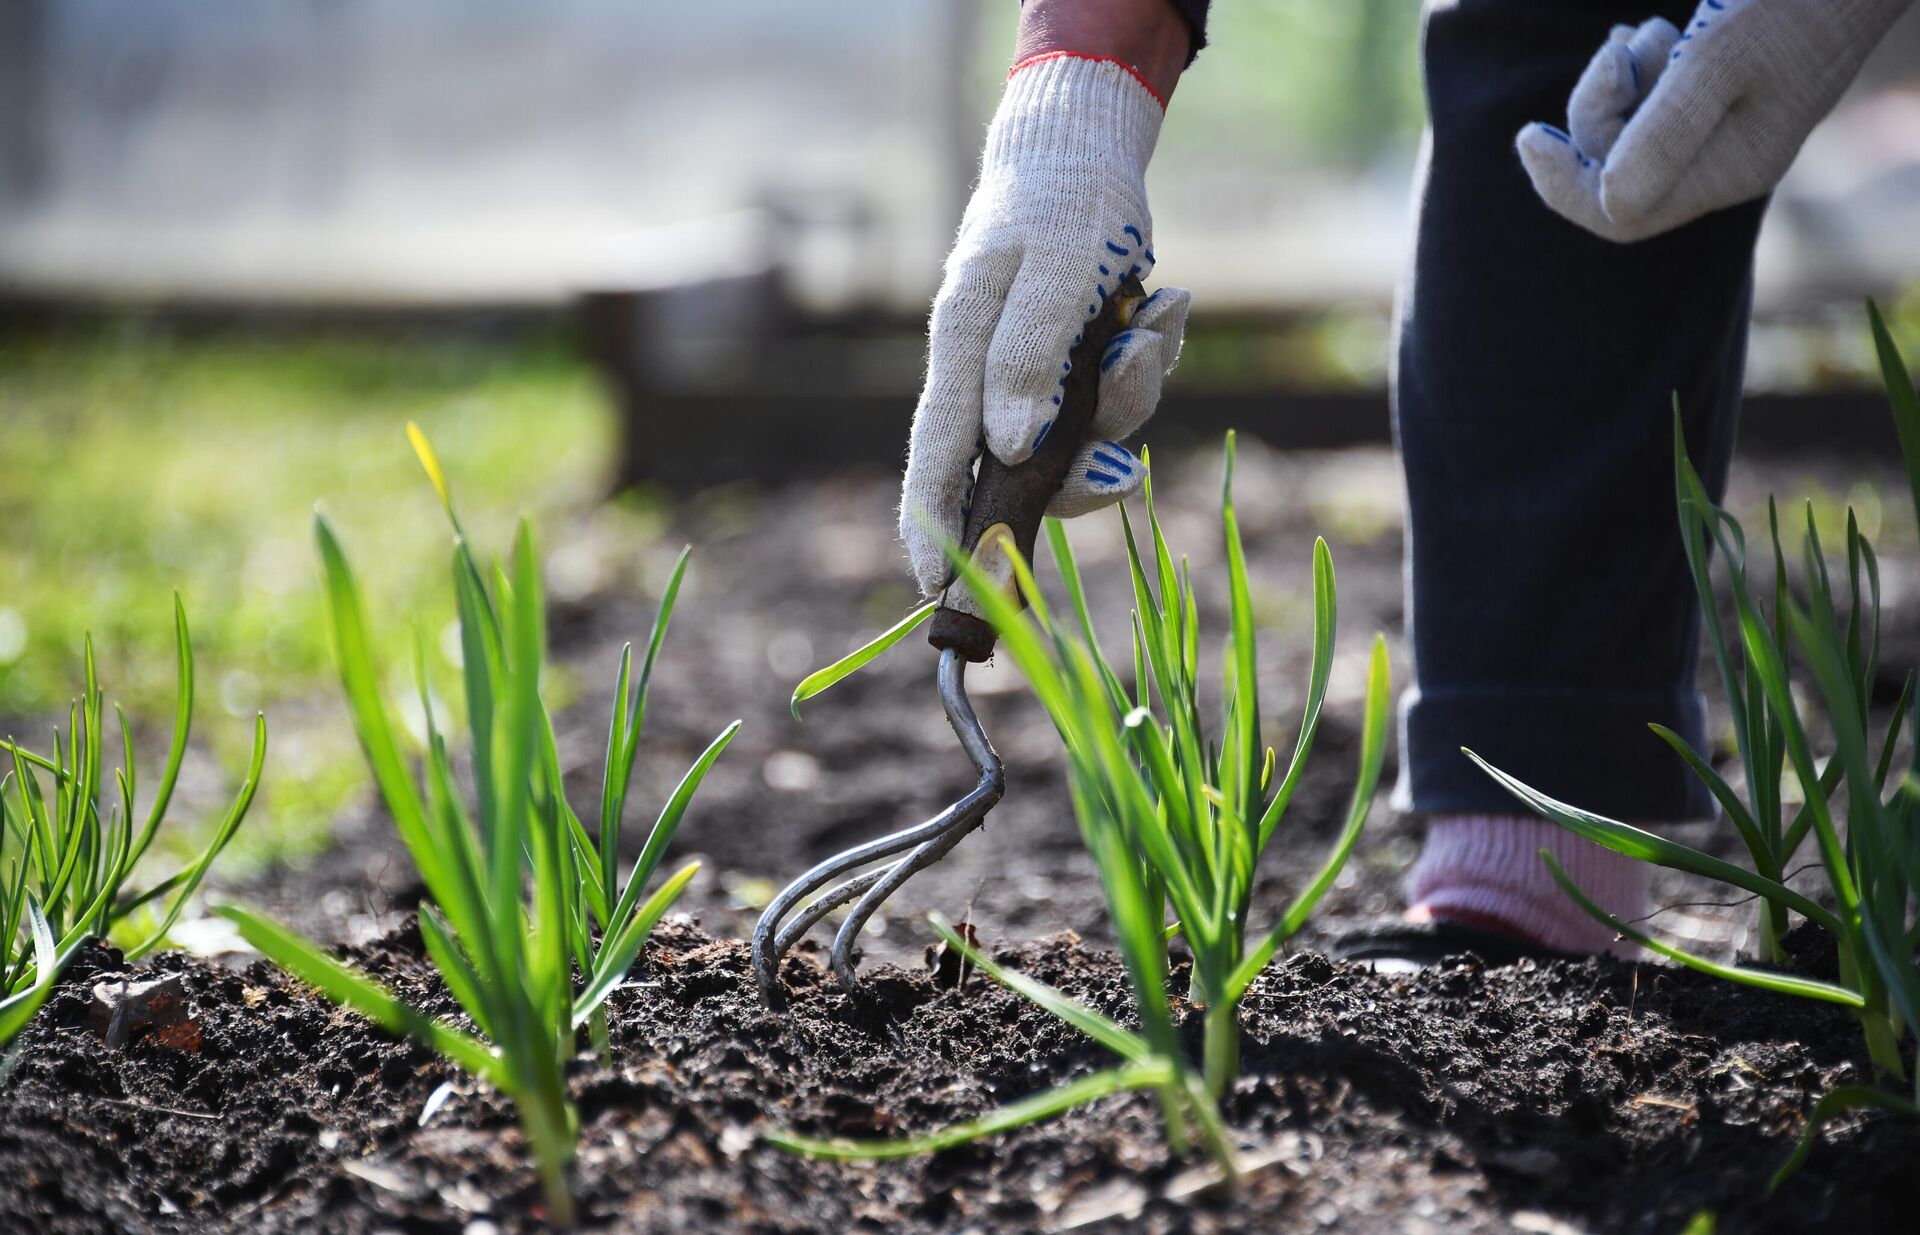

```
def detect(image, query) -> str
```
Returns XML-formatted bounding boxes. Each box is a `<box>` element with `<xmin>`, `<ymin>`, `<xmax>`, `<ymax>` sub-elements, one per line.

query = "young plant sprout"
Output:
<box><xmin>775</xmin><ymin>433</ymin><xmax>1391</xmax><ymax>1167</ymax></box>
<box><xmin>2</xmin><ymin>601</ymin><xmax>266</xmax><ymax>1050</ymax></box>
<box><xmin>1468</xmin><ymin>302</ymin><xmax>1920</xmax><ymax>1186</ymax></box>
<box><xmin>219</xmin><ymin>427</ymin><xmax>736</xmax><ymax>1224</ymax></box>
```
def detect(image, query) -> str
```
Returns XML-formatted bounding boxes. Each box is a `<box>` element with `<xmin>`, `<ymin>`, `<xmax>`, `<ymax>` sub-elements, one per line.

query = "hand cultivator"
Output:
<box><xmin>752</xmin><ymin>275</ymin><xmax>1152</xmax><ymax>1004</ymax></box>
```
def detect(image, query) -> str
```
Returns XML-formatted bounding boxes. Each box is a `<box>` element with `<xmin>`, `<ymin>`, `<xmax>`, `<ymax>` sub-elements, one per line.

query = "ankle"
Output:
<box><xmin>1405</xmin><ymin>814</ymin><xmax>1648</xmax><ymax>957</ymax></box>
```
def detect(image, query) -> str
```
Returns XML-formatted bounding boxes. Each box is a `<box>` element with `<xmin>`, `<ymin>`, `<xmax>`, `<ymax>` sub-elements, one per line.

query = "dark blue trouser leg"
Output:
<box><xmin>1392</xmin><ymin>0</ymin><xmax>1767</xmax><ymax>823</ymax></box>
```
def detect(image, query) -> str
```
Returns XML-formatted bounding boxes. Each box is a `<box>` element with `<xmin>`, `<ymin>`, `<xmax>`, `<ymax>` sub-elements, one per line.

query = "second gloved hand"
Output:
<box><xmin>1516</xmin><ymin>0</ymin><xmax>1913</xmax><ymax>244</ymax></box>
<box><xmin>899</xmin><ymin>51</ymin><xmax>1192</xmax><ymax>598</ymax></box>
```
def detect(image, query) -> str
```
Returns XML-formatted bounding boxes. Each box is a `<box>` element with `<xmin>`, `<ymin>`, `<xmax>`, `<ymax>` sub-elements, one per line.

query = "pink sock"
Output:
<box><xmin>1405</xmin><ymin>814</ymin><xmax>1649</xmax><ymax>957</ymax></box>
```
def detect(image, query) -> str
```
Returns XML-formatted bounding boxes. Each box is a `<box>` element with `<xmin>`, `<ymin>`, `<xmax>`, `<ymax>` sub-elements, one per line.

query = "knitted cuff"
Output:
<box><xmin>996</xmin><ymin>52</ymin><xmax>1166</xmax><ymax>174</ymax></box>
<box><xmin>1406</xmin><ymin>814</ymin><xmax>1650</xmax><ymax>957</ymax></box>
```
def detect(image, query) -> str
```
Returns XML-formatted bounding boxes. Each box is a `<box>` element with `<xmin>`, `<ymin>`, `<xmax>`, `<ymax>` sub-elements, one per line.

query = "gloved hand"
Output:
<box><xmin>1516</xmin><ymin>0</ymin><xmax>1913</xmax><ymax>244</ymax></box>
<box><xmin>899</xmin><ymin>51</ymin><xmax>1192</xmax><ymax>598</ymax></box>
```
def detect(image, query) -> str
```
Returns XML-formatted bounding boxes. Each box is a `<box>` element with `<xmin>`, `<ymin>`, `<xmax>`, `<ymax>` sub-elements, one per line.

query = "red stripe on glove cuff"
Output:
<box><xmin>1009</xmin><ymin>50</ymin><xmax>1168</xmax><ymax>111</ymax></box>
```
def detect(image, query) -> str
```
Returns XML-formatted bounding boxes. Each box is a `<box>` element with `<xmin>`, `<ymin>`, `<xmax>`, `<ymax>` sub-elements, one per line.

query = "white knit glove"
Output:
<box><xmin>1517</xmin><ymin>0</ymin><xmax>1913</xmax><ymax>244</ymax></box>
<box><xmin>899</xmin><ymin>52</ymin><xmax>1192</xmax><ymax>597</ymax></box>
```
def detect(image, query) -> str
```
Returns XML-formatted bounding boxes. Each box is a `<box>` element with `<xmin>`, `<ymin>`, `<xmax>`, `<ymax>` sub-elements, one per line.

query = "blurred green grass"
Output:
<box><xmin>0</xmin><ymin>324</ymin><xmax>619</xmax><ymax>866</ymax></box>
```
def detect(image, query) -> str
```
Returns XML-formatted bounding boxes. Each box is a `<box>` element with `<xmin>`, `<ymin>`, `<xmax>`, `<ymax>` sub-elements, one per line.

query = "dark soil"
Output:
<box><xmin>4</xmin><ymin>918</ymin><xmax>1913</xmax><ymax>1234</ymax></box>
<box><xmin>7</xmin><ymin>442</ymin><xmax>1918</xmax><ymax>1233</ymax></box>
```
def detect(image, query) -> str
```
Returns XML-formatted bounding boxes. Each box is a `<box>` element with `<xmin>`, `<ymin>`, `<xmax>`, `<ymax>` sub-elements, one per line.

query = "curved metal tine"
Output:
<box><xmin>935</xmin><ymin>650</ymin><xmax>1001</xmax><ymax>792</ymax></box>
<box><xmin>752</xmin><ymin>787</ymin><xmax>992</xmax><ymax>1002</ymax></box>
<box><xmin>753</xmin><ymin>650</ymin><xmax>1005</xmax><ymax>1005</ymax></box>
<box><xmin>829</xmin><ymin>649</ymin><xmax>1004</xmax><ymax>989</ymax></box>
<box><xmin>828</xmin><ymin>790</ymin><xmax>996</xmax><ymax>989</ymax></box>
<box><xmin>773</xmin><ymin>867</ymin><xmax>891</xmax><ymax>955</ymax></box>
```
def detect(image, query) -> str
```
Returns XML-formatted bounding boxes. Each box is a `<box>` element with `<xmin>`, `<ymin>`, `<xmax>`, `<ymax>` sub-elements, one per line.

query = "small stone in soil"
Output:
<box><xmin>88</xmin><ymin>974</ymin><xmax>193</xmax><ymax>1050</ymax></box>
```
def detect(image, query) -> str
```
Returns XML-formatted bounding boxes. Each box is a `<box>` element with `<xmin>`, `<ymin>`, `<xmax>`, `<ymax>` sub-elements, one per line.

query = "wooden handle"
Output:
<box><xmin>929</xmin><ymin>274</ymin><xmax>1148</xmax><ymax>662</ymax></box>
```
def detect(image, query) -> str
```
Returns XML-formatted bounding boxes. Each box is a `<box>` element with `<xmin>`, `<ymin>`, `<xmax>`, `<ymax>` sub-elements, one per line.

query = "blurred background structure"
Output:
<box><xmin>5</xmin><ymin>2</ymin><xmax>1919</xmax><ymax>485</ymax></box>
<box><xmin>1</xmin><ymin>1</ymin><xmax>1917</xmax><ymax>953</ymax></box>
<box><xmin>5</xmin><ymin>2</ymin><xmax>1918</xmax><ymax>312</ymax></box>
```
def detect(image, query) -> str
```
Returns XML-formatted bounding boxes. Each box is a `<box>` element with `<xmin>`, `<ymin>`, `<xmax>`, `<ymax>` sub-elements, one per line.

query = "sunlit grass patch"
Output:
<box><xmin>3</xmin><ymin>600</ymin><xmax>264</xmax><ymax>1053</ymax></box>
<box><xmin>0</xmin><ymin>325</ymin><xmax>624</xmax><ymax>865</ymax></box>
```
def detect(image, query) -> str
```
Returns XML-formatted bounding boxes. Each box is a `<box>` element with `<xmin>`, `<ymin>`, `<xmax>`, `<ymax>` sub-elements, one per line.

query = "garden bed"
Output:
<box><xmin>5</xmin><ymin>442</ymin><xmax>1916</xmax><ymax>1233</ymax></box>
<box><xmin>4</xmin><ymin>919</ymin><xmax>1912</xmax><ymax>1233</ymax></box>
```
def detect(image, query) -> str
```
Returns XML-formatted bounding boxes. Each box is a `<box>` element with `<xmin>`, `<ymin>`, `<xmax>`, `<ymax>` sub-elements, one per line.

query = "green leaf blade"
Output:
<box><xmin>766</xmin><ymin>1061</ymin><xmax>1174</xmax><ymax>1160</ymax></box>
<box><xmin>789</xmin><ymin>601</ymin><xmax>937</xmax><ymax>721</ymax></box>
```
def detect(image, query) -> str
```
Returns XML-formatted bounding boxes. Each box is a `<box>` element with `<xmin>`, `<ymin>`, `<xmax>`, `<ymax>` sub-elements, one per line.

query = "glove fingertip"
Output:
<box><xmin>899</xmin><ymin>484</ymin><xmax>970</xmax><ymax>595</ymax></box>
<box><xmin>903</xmin><ymin>526</ymin><xmax>957</xmax><ymax>598</ymax></box>
<box><xmin>1626</xmin><ymin>18</ymin><xmax>1681</xmax><ymax>87</ymax></box>
<box><xmin>1129</xmin><ymin>284</ymin><xmax>1191</xmax><ymax>329</ymax></box>
<box><xmin>1516</xmin><ymin>123</ymin><xmax>1583</xmax><ymax>181</ymax></box>
<box><xmin>1046</xmin><ymin>441</ymin><xmax>1146</xmax><ymax>519</ymax></box>
<box><xmin>983</xmin><ymin>408</ymin><xmax>1044</xmax><ymax>467</ymax></box>
<box><xmin>1516</xmin><ymin>125</ymin><xmax>1632</xmax><ymax>240</ymax></box>
<box><xmin>983</xmin><ymin>311</ymin><xmax>1081</xmax><ymax>466</ymax></box>
<box><xmin>1082</xmin><ymin>439</ymin><xmax>1144</xmax><ymax>491</ymax></box>
<box><xmin>1090</xmin><ymin>345</ymin><xmax>1165</xmax><ymax>440</ymax></box>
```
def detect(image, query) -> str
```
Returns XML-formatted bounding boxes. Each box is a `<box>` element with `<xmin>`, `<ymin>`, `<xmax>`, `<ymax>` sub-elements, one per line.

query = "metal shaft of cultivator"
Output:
<box><xmin>752</xmin><ymin>274</ymin><xmax>1147</xmax><ymax>1005</ymax></box>
<box><xmin>752</xmin><ymin>649</ymin><xmax>1003</xmax><ymax>1003</ymax></box>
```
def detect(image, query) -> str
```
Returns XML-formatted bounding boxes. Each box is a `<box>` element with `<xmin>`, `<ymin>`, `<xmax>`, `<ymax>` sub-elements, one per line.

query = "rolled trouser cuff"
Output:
<box><xmin>1391</xmin><ymin>685</ymin><xmax>1715</xmax><ymax>824</ymax></box>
